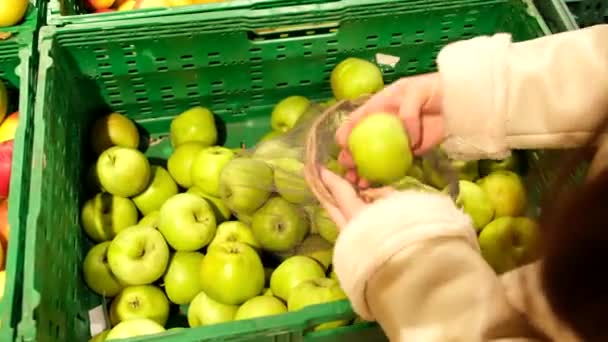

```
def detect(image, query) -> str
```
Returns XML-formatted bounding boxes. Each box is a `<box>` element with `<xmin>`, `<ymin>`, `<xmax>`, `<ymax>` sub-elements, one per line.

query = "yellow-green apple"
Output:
<box><xmin>96</xmin><ymin>146</ymin><xmax>151</xmax><ymax>197</ymax></box>
<box><xmin>138</xmin><ymin>210</ymin><xmax>160</xmax><ymax>229</ymax></box>
<box><xmin>187</xmin><ymin>290</ymin><xmax>238</xmax><ymax>327</ymax></box>
<box><xmin>479</xmin><ymin>153</ymin><xmax>523</xmax><ymax>176</ymax></box>
<box><xmin>313</xmin><ymin>206</ymin><xmax>338</xmax><ymax>244</ymax></box>
<box><xmin>477</xmin><ymin>171</ymin><xmax>527</xmax><ymax>217</ymax></box>
<box><xmin>0</xmin><ymin>112</ymin><xmax>18</xmax><ymax>143</ymax></box>
<box><xmin>348</xmin><ymin>113</ymin><xmax>412</xmax><ymax>185</ymax></box>
<box><xmin>272</xmin><ymin>158</ymin><xmax>315</xmax><ymax>204</ymax></box>
<box><xmin>109</xmin><ymin>285</ymin><xmax>170</xmax><ymax>326</ymax></box>
<box><xmin>0</xmin><ymin>270</ymin><xmax>5</xmax><ymax>299</ymax></box>
<box><xmin>0</xmin><ymin>140</ymin><xmax>13</xmax><ymax>199</ymax></box>
<box><xmin>80</xmin><ymin>192</ymin><xmax>139</xmax><ymax>242</ymax></box>
<box><xmin>406</xmin><ymin>159</ymin><xmax>424</xmax><ymax>181</ymax></box>
<box><xmin>455</xmin><ymin>180</ymin><xmax>495</xmax><ymax>232</ymax></box>
<box><xmin>208</xmin><ymin>221</ymin><xmax>260</xmax><ymax>250</ymax></box>
<box><xmin>187</xmin><ymin>187</ymin><xmax>231</xmax><ymax>223</ymax></box>
<box><xmin>234</xmin><ymin>295</ymin><xmax>287</xmax><ymax>320</ymax></box>
<box><xmin>170</xmin><ymin>106</ymin><xmax>217</xmax><ymax>148</ymax></box>
<box><xmin>83</xmin><ymin>242</ymin><xmax>123</xmax><ymax>297</ymax></box>
<box><xmin>105</xmin><ymin>318</ymin><xmax>165</xmax><ymax>340</ymax></box>
<box><xmin>219</xmin><ymin>158</ymin><xmax>273</xmax><ymax>214</ymax></box>
<box><xmin>107</xmin><ymin>225</ymin><xmax>170</xmax><ymax>285</ymax></box>
<box><xmin>200</xmin><ymin>242</ymin><xmax>265</xmax><ymax>305</ymax></box>
<box><xmin>271</xmin><ymin>96</ymin><xmax>311</xmax><ymax>133</ymax></box>
<box><xmin>132</xmin><ymin>166</ymin><xmax>178</xmax><ymax>215</ymax></box>
<box><xmin>252</xmin><ymin>139</ymin><xmax>302</xmax><ymax>162</ymax></box>
<box><xmin>191</xmin><ymin>146</ymin><xmax>235</xmax><ymax>197</ymax></box>
<box><xmin>263</xmin><ymin>288</ymin><xmax>273</xmax><ymax>296</ymax></box>
<box><xmin>158</xmin><ymin>193</ymin><xmax>217</xmax><ymax>251</ymax></box>
<box><xmin>478</xmin><ymin>217</ymin><xmax>540</xmax><ymax>274</ymax></box>
<box><xmin>330</xmin><ymin>57</ymin><xmax>384</xmax><ymax>100</ymax></box>
<box><xmin>452</xmin><ymin>160</ymin><xmax>479</xmax><ymax>181</ymax></box>
<box><xmin>0</xmin><ymin>0</ymin><xmax>29</xmax><ymax>27</ymax></box>
<box><xmin>258</xmin><ymin>131</ymin><xmax>283</xmax><ymax>144</ymax></box>
<box><xmin>167</xmin><ymin>142</ymin><xmax>205</xmax><ymax>188</ymax></box>
<box><xmin>287</xmin><ymin>278</ymin><xmax>348</xmax><ymax>330</ymax></box>
<box><xmin>163</xmin><ymin>251</ymin><xmax>204</xmax><ymax>305</ymax></box>
<box><xmin>251</xmin><ymin>197</ymin><xmax>309</xmax><ymax>252</ymax></box>
<box><xmin>329</xmin><ymin>269</ymin><xmax>337</xmax><ymax>281</ymax></box>
<box><xmin>90</xmin><ymin>112</ymin><xmax>139</xmax><ymax>155</ymax></box>
<box><xmin>89</xmin><ymin>330</ymin><xmax>109</xmax><ymax>342</ymax></box>
<box><xmin>295</xmin><ymin>235</ymin><xmax>333</xmax><ymax>271</ymax></box>
<box><xmin>270</xmin><ymin>255</ymin><xmax>325</xmax><ymax>301</ymax></box>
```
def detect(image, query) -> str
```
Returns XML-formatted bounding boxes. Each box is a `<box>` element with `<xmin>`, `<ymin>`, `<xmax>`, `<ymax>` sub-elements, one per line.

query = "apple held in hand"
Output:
<box><xmin>219</xmin><ymin>158</ymin><xmax>274</xmax><ymax>215</ymax></box>
<box><xmin>159</xmin><ymin>193</ymin><xmax>216</xmax><ymax>251</ymax></box>
<box><xmin>270</xmin><ymin>255</ymin><xmax>325</xmax><ymax>301</ymax></box>
<box><xmin>105</xmin><ymin>318</ymin><xmax>166</xmax><ymax>341</ymax></box>
<box><xmin>110</xmin><ymin>285</ymin><xmax>170</xmax><ymax>326</ymax></box>
<box><xmin>188</xmin><ymin>290</ymin><xmax>238</xmax><ymax>327</ymax></box>
<box><xmin>348</xmin><ymin>113</ymin><xmax>412</xmax><ymax>185</ymax></box>
<box><xmin>478</xmin><ymin>217</ymin><xmax>540</xmax><ymax>274</ymax></box>
<box><xmin>313</xmin><ymin>206</ymin><xmax>338</xmax><ymax>244</ymax></box>
<box><xmin>90</xmin><ymin>112</ymin><xmax>139</xmax><ymax>155</ymax></box>
<box><xmin>251</xmin><ymin>197</ymin><xmax>310</xmax><ymax>252</ymax></box>
<box><xmin>167</xmin><ymin>142</ymin><xmax>205</xmax><ymax>188</ymax></box>
<box><xmin>96</xmin><ymin>146</ymin><xmax>151</xmax><ymax>197</ymax></box>
<box><xmin>272</xmin><ymin>158</ymin><xmax>315</xmax><ymax>204</ymax></box>
<box><xmin>81</xmin><ymin>192</ymin><xmax>139</xmax><ymax>242</ymax></box>
<box><xmin>331</xmin><ymin>57</ymin><xmax>384</xmax><ymax>100</ymax></box>
<box><xmin>163</xmin><ymin>251</ymin><xmax>205</xmax><ymax>305</ymax></box>
<box><xmin>200</xmin><ymin>242</ymin><xmax>265</xmax><ymax>305</ymax></box>
<box><xmin>191</xmin><ymin>146</ymin><xmax>235</xmax><ymax>197</ymax></box>
<box><xmin>287</xmin><ymin>277</ymin><xmax>348</xmax><ymax>330</ymax></box>
<box><xmin>455</xmin><ymin>180</ymin><xmax>495</xmax><ymax>232</ymax></box>
<box><xmin>170</xmin><ymin>106</ymin><xmax>217</xmax><ymax>148</ymax></box>
<box><xmin>132</xmin><ymin>166</ymin><xmax>178</xmax><ymax>215</ymax></box>
<box><xmin>187</xmin><ymin>187</ymin><xmax>231</xmax><ymax>223</ymax></box>
<box><xmin>235</xmin><ymin>295</ymin><xmax>287</xmax><ymax>321</ymax></box>
<box><xmin>139</xmin><ymin>210</ymin><xmax>160</xmax><ymax>229</ymax></box>
<box><xmin>271</xmin><ymin>96</ymin><xmax>311</xmax><ymax>133</ymax></box>
<box><xmin>295</xmin><ymin>235</ymin><xmax>334</xmax><ymax>271</ymax></box>
<box><xmin>477</xmin><ymin>171</ymin><xmax>527</xmax><ymax>218</ymax></box>
<box><xmin>83</xmin><ymin>242</ymin><xmax>123</xmax><ymax>297</ymax></box>
<box><xmin>0</xmin><ymin>140</ymin><xmax>13</xmax><ymax>199</ymax></box>
<box><xmin>107</xmin><ymin>225</ymin><xmax>170</xmax><ymax>285</ymax></box>
<box><xmin>209</xmin><ymin>221</ymin><xmax>260</xmax><ymax>250</ymax></box>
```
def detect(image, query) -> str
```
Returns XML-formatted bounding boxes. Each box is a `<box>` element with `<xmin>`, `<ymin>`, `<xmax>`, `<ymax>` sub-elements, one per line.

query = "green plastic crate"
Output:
<box><xmin>564</xmin><ymin>0</ymin><xmax>607</xmax><ymax>26</ymax></box>
<box><xmin>0</xmin><ymin>1</ymin><xmax>45</xmax><ymax>340</ymax></box>
<box><xmin>534</xmin><ymin>0</ymin><xmax>579</xmax><ymax>31</ymax></box>
<box><xmin>20</xmin><ymin>0</ymin><xmax>559</xmax><ymax>341</ymax></box>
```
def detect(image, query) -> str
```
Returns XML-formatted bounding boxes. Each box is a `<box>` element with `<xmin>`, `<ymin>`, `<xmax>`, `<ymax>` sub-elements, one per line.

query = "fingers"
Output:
<box><xmin>399</xmin><ymin>91</ymin><xmax>424</xmax><ymax>150</ymax></box>
<box><xmin>320</xmin><ymin>168</ymin><xmax>365</xmax><ymax>220</ymax></box>
<box><xmin>338</xmin><ymin>149</ymin><xmax>355</xmax><ymax>169</ymax></box>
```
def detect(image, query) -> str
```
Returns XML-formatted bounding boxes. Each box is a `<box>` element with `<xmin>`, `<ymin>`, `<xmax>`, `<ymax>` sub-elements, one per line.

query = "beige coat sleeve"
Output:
<box><xmin>437</xmin><ymin>24</ymin><xmax>608</xmax><ymax>161</ymax></box>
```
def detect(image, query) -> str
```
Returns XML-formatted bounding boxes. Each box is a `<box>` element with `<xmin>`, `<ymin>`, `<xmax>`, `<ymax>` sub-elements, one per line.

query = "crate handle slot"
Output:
<box><xmin>248</xmin><ymin>21</ymin><xmax>339</xmax><ymax>41</ymax></box>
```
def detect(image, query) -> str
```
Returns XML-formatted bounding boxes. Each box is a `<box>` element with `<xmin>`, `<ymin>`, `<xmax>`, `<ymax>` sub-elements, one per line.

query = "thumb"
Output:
<box><xmin>320</xmin><ymin>167</ymin><xmax>365</xmax><ymax>220</ymax></box>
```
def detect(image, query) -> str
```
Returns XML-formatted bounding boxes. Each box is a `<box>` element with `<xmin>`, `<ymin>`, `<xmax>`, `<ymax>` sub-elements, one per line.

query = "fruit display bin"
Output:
<box><xmin>563</xmin><ymin>0</ymin><xmax>607</xmax><ymax>26</ymax></box>
<box><xmin>533</xmin><ymin>0</ymin><xmax>579</xmax><ymax>31</ymax></box>
<box><xmin>19</xmin><ymin>0</ymin><xmax>567</xmax><ymax>341</ymax></box>
<box><xmin>0</xmin><ymin>1</ymin><xmax>45</xmax><ymax>341</ymax></box>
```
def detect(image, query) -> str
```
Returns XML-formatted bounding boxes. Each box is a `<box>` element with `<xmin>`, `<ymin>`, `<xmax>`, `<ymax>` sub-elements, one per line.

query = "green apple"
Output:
<box><xmin>406</xmin><ymin>160</ymin><xmax>425</xmax><ymax>181</ymax></box>
<box><xmin>251</xmin><ymin>197</ymin><xmax>310</xmax><ymax>252</ymax></box>
<box><xmin>271</xmin><ymin>96</ymin><xmax>311</xmax><ymax>133</ymax></box>
<box><xmin>105</xmin><ymin>318</ymin><xmax>166</xmax><ymax>340</ymax></box>
<box><xmin>89</xmin><ymin>330</ymin><xmax>110</xmax><ymax>342</ymax></box>
<box><xmin>455</xmin><ymin>180</ymin><xmax>495</xmax><ymax>231</ymax></box>
<box><xmin>331</xmin><ymin>57</ymin><xmax>384</xmax><ymax>100</ymax></box>
<box><xmin>219</xmin><ymin>158</ymin><xmax>274</xmax><ymax>215</ymax></box>
<box><xmin>452</xmin><ymin>160</ymin><xmax>479</xmax><ymax>181</ymax></box>
<box><xmin>252</xmin><ymin>140</ymin><xmax>302</xmax><ymax>162</ymax></box>
<box><xmin>347</xmin><ymin>113</ymin><xmax>412</xmax><ymax>184</ymax></box>
<box><xmin>209</xmin><ymin>221</ymin><xmax>260</xmax><ymax>250</ymax></box>
<box><xmin>187</xmin><ymin>290</ymin><xmax>238</xmax><ymax>327</ymax></box>
<box><xmin>329</xmin><ymin>269</ymin><xmax>338</xmax><ymax>281</ymax></box>
<box><xmin>313</xmin><ymin>207</ymin><xmax>338</xmax><ymax>244</ymax></box>
<box><xmin>170</xmin><ymin>106</ymin><xmax>217</xmax><ymax>148</ymax></box>
<box><xmin>263</xmin><ymin>288</ymin><xmax>274</xmax><ymax>296</ymax></box>
<box><xmin>479</xmin><ymin>153</ymin><xmax>523</xmax><ymax>176</ymax></box>
<box><xmin>235</xmin><ymin>211</ymin><xmax>253</xmax><ymax>225</ymax></box>
<box><xmin>107</xmin><ymin>225</ymin><xmax>170</xmax><ymax>285</ymax></box>
<box><xmin>191</xmin><ymin>146</ymin><xmax>235</xmax><ymax>197</ymax></box>
<box><xmin>200</xmin><ymin>242</ymin><xmax>265</xmax><ymax>305</ymax></box>
<box><xmin>139</xmin><ymin>210</ymin><xmax>160</xmax><ymax>229</ymax></box>
<box><xmin>132</xmin><ymin>166</ymin><xmax>178</xmax><ymax>216</ymax></box>
<box><xmin>91</xmin><ymin>112</ymin><xmax>140</xmax><ymax>155</ymax></box>
<box><xmin>163</xmin><ymin>251</ymin><xmax>205</xmax><ymax>305</ymax></box>
<box><xmin>478</xmin><ymin>217</ymin><xmax>540</xmax><ymax>274</ymax></box>
<box><xmin>96</xmin><ymin>146</ymin><xmax>151</xmax><ymax>197</ymax></box>
<box><xmin>270</xmin><ymin>255</ymin><xmax>326</xmax><ymax>301</ymax></box>
<box><xmin>272</xmin><ymin>158</ymin><xmax>315</xmax><ymax>204</ymax></box>
<box><xmin>167</xmin><ymin>142</ymin><xmax>206</xmax><ymax>188</ymax></box>
<box><xmin>81</xmin><ymin>192</ymin><xmax>139</xmax><ymax>242</ymax></box>
<box><xmin>390</xmin><ymin>175</ymin><xmax>439</xmax><ymax>193</ymax></box>
<box><xmin>235</xmin><ymin>295</ymin><xmax>287</xmax><ymax>320</ymax></box>
<box><xmin>187</xmin><ymin>187</ymin><xmax>232</xmax><ymax>223</ymax></box>
<box><xmin>159</xmin><ymin>193</ymin><xmax>217</xmax><ymax>251</ymax></box>
<box><xmin>477</xmin><ymin>171</ymin><xmax>527</xmax><ymax>218</ymax></box>
<box><xmin>295</xmin><ymin>235</ymin><xmax>333</xmax><ymax>271</ymax></box>
<box><xmin>303</xmin><ymin>205</ymin><xmax>318</xmax><ymax>234</ymax></box>
<box><xmin>258</xmin><ymin>131</ymin><xmax>283</xmax><ymax>143</ymax></box>
<box><xmin>287</xmin><ymin>278</ymin><xmax>348</xmax><ymax>330</ymax></box>
<box><xmin>83</xmin><ymin>242</ymin><xmax>123</xmax><ymax>297</ymax></box>
<box><xmin>109</xmin><ymin>285</ymin><xmax>170</xmax><ymax>326</ymax></box>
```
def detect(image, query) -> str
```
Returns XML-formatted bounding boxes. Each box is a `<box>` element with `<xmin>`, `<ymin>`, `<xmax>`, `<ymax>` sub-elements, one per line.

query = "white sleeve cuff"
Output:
<box><xmin>332</xmin><ymin>190</ymin><xmax>477</xmax><ymax>320</ymax></box>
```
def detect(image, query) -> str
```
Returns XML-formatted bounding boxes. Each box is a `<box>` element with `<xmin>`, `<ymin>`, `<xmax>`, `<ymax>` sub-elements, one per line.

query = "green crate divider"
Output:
<box><xmin>0</xmin><ymin>0</ymin><xmax>45</xmax><ymax>340</ymax></box>
<box><xmin>534</xmin><ymin>0</ymin><xmax>579</xmax><ymax>31</ymax></box>
<box><xmin>20</xmin><ymin>0</ymin><xmax>558</xmax><ymax>341</ymax></box>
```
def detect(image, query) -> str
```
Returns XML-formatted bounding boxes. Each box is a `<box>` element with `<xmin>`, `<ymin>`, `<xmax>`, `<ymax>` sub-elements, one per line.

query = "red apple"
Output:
<box><xmin>0</xmin><ymin>112</ymin><xmax>18</xmax><ymax>144</ymax></box>
<box><xmin>0</xmin><ymin>140</ymin><xmax>13</xmax><ymax>200</ymax></box>
<box><xmin>0</xmin><ymin>199</ymin><xmax>9</xmax><ymax>254</ymax></box>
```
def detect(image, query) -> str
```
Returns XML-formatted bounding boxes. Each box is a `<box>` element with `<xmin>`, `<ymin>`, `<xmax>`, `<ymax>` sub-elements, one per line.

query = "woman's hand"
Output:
<box><xmin>336</xmin><ymin>72</ymin><xmax>446</xmax><ymax>188</ymax></box>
